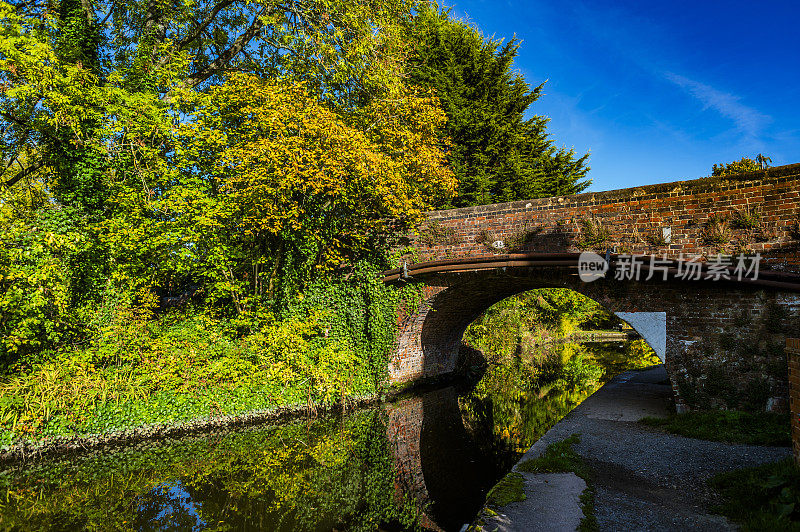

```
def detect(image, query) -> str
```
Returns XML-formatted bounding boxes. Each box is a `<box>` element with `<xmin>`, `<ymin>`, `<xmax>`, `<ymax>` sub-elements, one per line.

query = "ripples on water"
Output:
<box><xmin>0</xmin><ymin>341</ymin><xmax>651</xmax><ymax>531</ymax></box>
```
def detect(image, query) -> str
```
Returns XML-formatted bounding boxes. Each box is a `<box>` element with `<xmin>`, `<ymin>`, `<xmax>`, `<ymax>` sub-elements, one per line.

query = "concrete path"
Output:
<box><xmin>475</xmin><ymin>365</ymin><xmax>791</xmax><ymax>531</ymax></box>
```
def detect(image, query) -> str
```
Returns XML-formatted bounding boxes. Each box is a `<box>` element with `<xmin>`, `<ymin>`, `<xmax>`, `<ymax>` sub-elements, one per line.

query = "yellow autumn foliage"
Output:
<box><xmin>178</xmin><ymin>72</ymin><xmax>455</xmax><ymax>268</ymax></box>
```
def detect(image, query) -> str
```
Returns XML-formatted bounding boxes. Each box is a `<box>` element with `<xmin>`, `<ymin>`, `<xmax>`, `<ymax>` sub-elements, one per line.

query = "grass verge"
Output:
<box><xmin>517</xmin><ymin>434</ymin><xmax>597</xmax><ymax>531</ymax></box>
<box><xmin>640</xmin><ymin>411</ymin><xmax>790</xmax><ymax>446</ymax></box>
<box><xmin>485</xmin><ymin>472</ymin><xmax>526</xmax><ymax>508</ymax></box>
<box><xmin>710</xmin><ymin>457</ymin><xmax>800</xmax><ymax>530</ymax></box>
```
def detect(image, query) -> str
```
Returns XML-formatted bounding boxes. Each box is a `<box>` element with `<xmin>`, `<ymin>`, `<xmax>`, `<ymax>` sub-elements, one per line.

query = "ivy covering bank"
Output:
<box><xmin>0</xmin><ymin>263</ymin><xmax>423</xmax><ymax>446</ymax></box>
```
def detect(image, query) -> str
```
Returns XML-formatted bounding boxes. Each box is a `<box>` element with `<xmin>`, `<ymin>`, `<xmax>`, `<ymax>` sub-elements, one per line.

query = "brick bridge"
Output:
<box><xmin>382</xmin><ymin>164</ymin><xmax>800</xmax><ymax>412</ymax></box>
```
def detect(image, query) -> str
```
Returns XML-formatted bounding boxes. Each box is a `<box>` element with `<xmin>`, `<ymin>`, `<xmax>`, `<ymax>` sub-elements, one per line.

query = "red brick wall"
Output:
<box><xmin>389</xmin><ymin>165</ymin><xmax>800</xmax><ymax>412</ymax></box>
<box><xmin>408</xmin><ymin>164</ymin><xmax>800</xmax><ymax>273</ymax></box>
<box><xmin>389</xmin><ymin>266</ymin><xmax>800</xmax><ymax>412</ymax></box>
<box><xmin>385</xmin><ymin>394</ymin><xmax>443</xmax><ymax>531</ymax></box>
<box><xmin>788</xmin><ymin>338</ymin><xmax>800</xmax><ymax>464</ymax></box>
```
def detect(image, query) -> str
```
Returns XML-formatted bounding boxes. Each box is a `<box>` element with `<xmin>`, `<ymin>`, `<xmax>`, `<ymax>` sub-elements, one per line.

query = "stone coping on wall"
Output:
<box><xmin>426</xmin><ymin>163</ymin><xmax>800</xmax><ymax>220</ymax></box>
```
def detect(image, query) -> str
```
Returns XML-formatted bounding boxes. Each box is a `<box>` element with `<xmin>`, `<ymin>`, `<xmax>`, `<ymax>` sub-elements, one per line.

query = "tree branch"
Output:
<box><xmin>99</xmin><ymin>0</ymin><xmax>116</xmax><ymax>26</ymax></box>
<box><xmin>177</xmin><ymin>0</ymin><xmax>237</xmax><ymax>52</ymax></box>
<box><xmin>80</xmin><ymin>0</ymin><xmax>96</xmax><ymax>25</ymax></box>
<box><xmin>1</xmin><ymin>109</ymin><xmax>64</xmax><ymax>147</ymax></box>
<box><xmin>3</xmin><ymin>159</ymin><xmax>44</xmax><ymax>188</ymax></box>
<box><xmin>185</xmin><ymin>3</ymin><xmax>271</xmax><ymax>87</ymax></box>
<box><xmin>142</xmin><ymin>0</ymin><xmax>159</xmax><ymax>37</ymax></box>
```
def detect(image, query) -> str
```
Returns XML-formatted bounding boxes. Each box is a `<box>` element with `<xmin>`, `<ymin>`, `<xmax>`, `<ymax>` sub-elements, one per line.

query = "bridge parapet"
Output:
<box><xmin>407</xmin><ymin>164</ymin><xmax>800</xmax><ymax>273</ymax></box>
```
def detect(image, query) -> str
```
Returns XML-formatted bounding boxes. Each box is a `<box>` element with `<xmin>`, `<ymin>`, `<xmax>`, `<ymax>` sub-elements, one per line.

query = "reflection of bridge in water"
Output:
<box><xmin>385</xmin><ymin>386</ymin><xmax>500</xmax><ymax>531</ymax></box>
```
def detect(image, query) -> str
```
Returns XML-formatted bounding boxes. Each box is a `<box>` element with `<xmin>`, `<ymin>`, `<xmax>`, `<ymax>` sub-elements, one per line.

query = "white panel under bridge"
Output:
<box><xmin>614</xmin><ymin>312</ymin><xmax>667</xmax><ymax>362</ymax></box>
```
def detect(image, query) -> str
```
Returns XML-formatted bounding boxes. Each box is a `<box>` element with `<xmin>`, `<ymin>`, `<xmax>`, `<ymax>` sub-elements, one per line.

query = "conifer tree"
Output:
<box><xmin>408</xmin><ymin>4</ymin><xmax>590</xmax><ymax>207</ymax></box>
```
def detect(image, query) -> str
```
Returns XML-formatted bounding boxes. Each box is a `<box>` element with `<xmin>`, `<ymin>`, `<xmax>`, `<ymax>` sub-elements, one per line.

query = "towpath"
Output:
<box><xmin>475</xmin><ymin>365</ymin><xmax>791</xmax><ymax>531</ymax></box>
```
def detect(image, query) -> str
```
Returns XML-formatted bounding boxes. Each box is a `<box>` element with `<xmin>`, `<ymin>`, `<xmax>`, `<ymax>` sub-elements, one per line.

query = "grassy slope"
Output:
<box><xmin>640</xmin><ymin>411</ymin><xmax>790</xmax><ymax>446</ymax></box>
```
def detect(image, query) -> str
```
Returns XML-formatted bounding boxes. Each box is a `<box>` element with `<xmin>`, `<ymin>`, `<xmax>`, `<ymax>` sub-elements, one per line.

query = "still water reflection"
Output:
<box><xmin>0</xmin><ymin>341</ymin><xmax>647</xmax><ymax>531</ymax></box>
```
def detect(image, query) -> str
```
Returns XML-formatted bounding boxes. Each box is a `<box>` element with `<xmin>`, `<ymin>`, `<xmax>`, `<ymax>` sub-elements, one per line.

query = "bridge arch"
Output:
<box><xmin>386</xmin><ymin>258</ymin><xmax>800</xmax><ymax>412</ymax></box>
<box><xmin>384</xmin><ymin>165</ymin><xmax>800</xmax><ymax>411</ymax></box>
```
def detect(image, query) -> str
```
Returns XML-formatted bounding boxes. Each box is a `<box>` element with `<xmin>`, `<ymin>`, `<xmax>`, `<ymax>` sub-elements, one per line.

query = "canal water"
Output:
<box><xmin>0</xmin><ymin>341</ymin><xmax>655</xmax><ymax>531</ymax></box>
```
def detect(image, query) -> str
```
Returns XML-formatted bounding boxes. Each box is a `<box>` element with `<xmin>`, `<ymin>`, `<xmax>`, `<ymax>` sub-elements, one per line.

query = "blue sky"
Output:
<box><xmin>443</xmin><ymin>0</ymin><xmax>799</xmax><ymax>192</ymax></box>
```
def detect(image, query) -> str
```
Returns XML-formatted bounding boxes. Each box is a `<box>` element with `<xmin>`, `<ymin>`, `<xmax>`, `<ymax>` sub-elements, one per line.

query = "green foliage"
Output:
<box><xmin>640</xmin><ymin>411</ymin><xmax>790</xmax><ymax>446</ymax></box>
<box><xmin>0</xmin><ymin>188</ymin><xmax>106</xmax><ymax>362</ymax></box>
<box><xmin>459</xmin><ymin>290</ymin><xmax>659</xmax><ymax>469</ymax></box>
<box><xmin>558</xmin><ymin>349</ymin><xmax>606</xmax><ymax>390</ymax></box>
<box><xmin>418</xmin><ymin>220</ymin><xmax>461</xmax><ymax>246</ymax></box>
<box><xmin>0</xmin><ymin>263</ymin><xmax>418</xmax><ymax>443</ymax></box>
<box><xmin>0</xmin><ymin>0</ymin><xmax>449</xmax><ymax>442</ymax></box>
<box><xmin>709</xmin><ymin>457</ymin><xmax>800</xmax><ymax>531</ymax></box>
<box><xmin>475</xmin><ymin>228</ymin><xmax>501</xmax><ymax>252</ymax></box>
<box><xmin>506</xmin><ymin>225</ymin><xmax>542</xmax><ymax>253</ymax></box>
<box><xmin>285</xmin><ymin>262</ymin><xmax>415</xmax><ymax>392</ymax></box>
<box><xmin>0</xmin><ymin>0</ymin><xmax>596</xmax><ymax>450</ymax></box>
<box><xmin>159</xmin><ymin>73</ymin><xmax>452</xmax><ymax>311</ymax></box>
<box><xmin>458</xmin><ymin>338</ymin><xmax>655</xmax><ymax>467</ymax></box>
<box><xmin>701</xmin><ymin>213</ymin><xmax>732</xmax><ymax>246</ymax></box>
<box><xmin>0</xmin><ymin>0</ymin><xmax>446</xmax><ymax>338</ymax></box>
<box><xmin>644</xmin><ymin>228</ymin><xmax>669</xmax><ymax>247</ymax></box>
<box><xmin>712</xmin><ymin>155</ymin><xmax>771</xmax><ymax>177</ymax></box>
<box><xmin>575</xmin><ymin>216</ymin><xmax>611</xmax><ymax>250</ymax></box>
<box><xmin>589</xmin><ymin>340</ymin><xmax>662</xmax><ymax>377</ymax></box>
<box><xmin>517</xmin><ymin>434</ymin><xmax>587</xmax><ymax>476</ymax></box>
<box><xmin>731</xmin><ymin>206</ymin><xmax>762</xmax><ymax>230</ymax></box>
<box><xmin>407</xmin><ymin>3</ymin><xmax>590</xmax><ymax>207</ymax></box>
<box><xmin>464</xmin><ymin>289</ymin><xmax>613</xmax><ymax>352</ymax></box>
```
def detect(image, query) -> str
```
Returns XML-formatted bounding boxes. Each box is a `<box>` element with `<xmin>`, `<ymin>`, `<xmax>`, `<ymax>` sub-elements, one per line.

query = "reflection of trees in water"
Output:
<box><xmin>0</xmin><ymin>410</ymin><xmax>419</xmax><ymax>531</ymax></box>
<box><xmin>391</xmin><ymin>341</ymin><xmax>652</xmax><ymax>531</ymax></box>
<box><xmin>458</xmin><ymin>340</ymin><xmax>660</xmax><ymax>473</ymax></box>
<box><xmin>0</xmin><ymin>340</ymin><xmax>660</xmax><ymax>532</ymax></box>
<box><xmin>134</xmin><ymin>481</ymin><xmax>206</xmax><ymax>531</ymax></box>
<box><xmin>458</xmin><ymin>363</ymin><xmax>596</xmax><ymax>475</ymax></box>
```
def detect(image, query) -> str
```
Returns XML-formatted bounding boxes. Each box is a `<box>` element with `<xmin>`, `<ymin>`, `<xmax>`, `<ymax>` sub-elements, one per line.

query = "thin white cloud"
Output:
<box><xmin>664</xmin><ymin>72</ymin><xmax>771</xmax><ymax>137</ymax></box>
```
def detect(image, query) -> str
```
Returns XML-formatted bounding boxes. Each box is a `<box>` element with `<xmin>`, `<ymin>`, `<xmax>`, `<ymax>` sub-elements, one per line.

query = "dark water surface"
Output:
<box><xmin>0</xmin><ymin>342</ymin><xmax>638</xmax><ymax>531</ymax></box>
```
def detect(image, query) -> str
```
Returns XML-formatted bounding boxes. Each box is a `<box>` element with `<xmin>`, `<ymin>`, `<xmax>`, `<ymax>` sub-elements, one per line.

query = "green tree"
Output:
<box><xmin>407</xmin><ymin>3</ymin><xmax>590</xmax><ymax>207</ymax></box>
<box><xmin>0</xmin><ymin>0</ymin><xmax>448</xmax><ymax>360</ymax></box>
<box><xmin>2</xmin><ymin>0</ymin><xmax>418</xmax><ymax>196</ymax></box>
<box><xmin>137</xmin><ymin>73</ymin><xmax>453</xmax><ymax>313</ymax></box>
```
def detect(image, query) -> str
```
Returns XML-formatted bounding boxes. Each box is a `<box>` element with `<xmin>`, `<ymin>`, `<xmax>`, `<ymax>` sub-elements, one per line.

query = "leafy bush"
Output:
<box><xmin>731</xmin><ymin>206</ymin><xmax>762</xmax><ymax>230</ymax></box>
<box><xmin>701</xmin><ymin>213</ymin><xmax>732</xmax><ymax>246</ymax></box>
<box><xmin>712</xmin><ymin>156</ymin><xmax>769</xmax><ymax>177</ymax></box>
<box><xmin>0</xmin><ymin>263</ymin><xmax>419</xmax><ymax>443</ymax></box>
<box><xmin>418</xmin><ymin>221</ymin><xmax>460</xmax><ymax>246</ymax></box>
<box><xmin>0</xmin><ymin>197</ymin><xmax>103</xmax><ymax>365</ymax></box>
<box><xmin>575</xmin><ymin>216</ymin><xmax>611</xmax><ymax>250</ymax></box>
<box><xmin>710</xmin><ymin>457</ymin><xmax>800</xmax><ymax>530</ymax></box>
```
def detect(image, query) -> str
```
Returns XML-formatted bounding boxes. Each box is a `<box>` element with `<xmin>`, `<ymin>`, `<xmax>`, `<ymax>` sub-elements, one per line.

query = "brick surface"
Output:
<box><xmin>406</xmin><ymin>164</ymin><xmax>800</xmax><ymax>270</ymax></box>
<box><xmin>789</xmin><ymin>339</ymin><xmax>800</xmax><ymax>465</ymax></box>
<box><xmin>390</xmin><ymin>165</ymin><xmax>800</xmax><ymax>413</ymax></box>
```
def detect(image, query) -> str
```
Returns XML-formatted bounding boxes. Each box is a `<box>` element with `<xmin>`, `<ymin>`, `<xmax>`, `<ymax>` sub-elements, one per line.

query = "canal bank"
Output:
<box><xmin>0</xmin><ymin>340</ymin><xmax>639</xmax><ymax>530</ymax></box>
<box><xmin>473</xmin><ymin>365</ymin><xmax>792</xmax><ymax>531</ymax></box>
